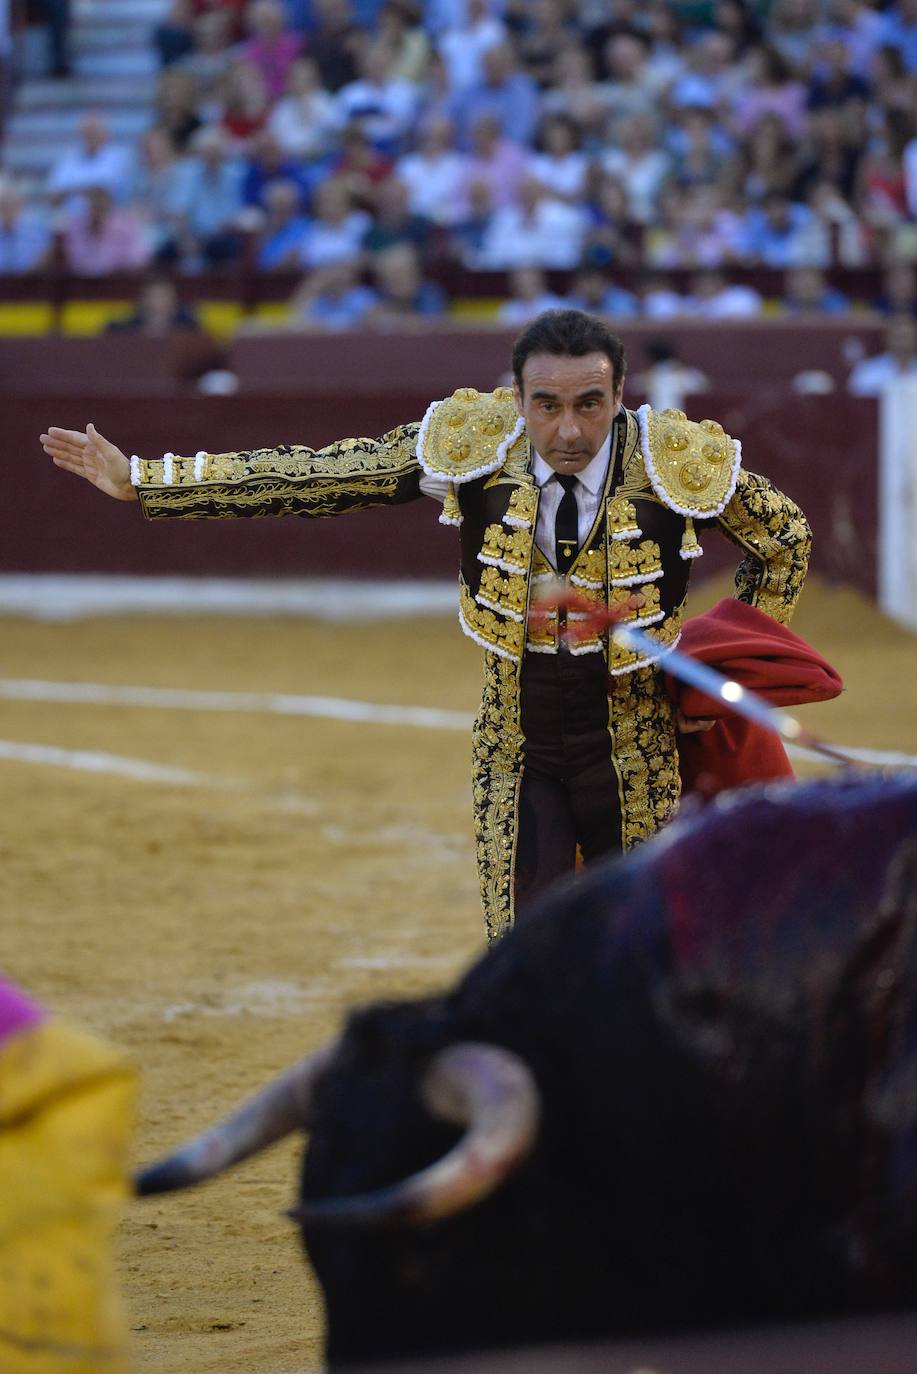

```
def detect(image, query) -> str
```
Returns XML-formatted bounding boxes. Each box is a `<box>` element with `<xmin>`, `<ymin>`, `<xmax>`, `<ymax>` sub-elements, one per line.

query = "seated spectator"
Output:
<box><xmin>460</xmin><ymin>114</ymin><xmax>528</xmax><ymax>212</ymax></box>
<box><xmin>874</xmin><ymin>258</ymin><xmax>917</xmax><ymax>316</ymax></box>
<box><xmin>567</xmin><ymin>263</ymin><xmax>639</xmax><ymax>318</ymax></box>
<box><xmin>667</xmin><ymin>105</ymin><xmax>734</xmax><ymax>193</ymax></box>
<box><xmin>254</xmin><ymin>178</ymin><xmax>312</xmax><ymax>268</ymax></box>
<box><xmin>395</xmin><ymin>116</ymin><xmax>468</xmax><ymax>225</ymax></box>
<box><xmin>242</xmin><ymin>129</ymin><xmax>311</xmax><ymax>209</ymax></box>
<box><xmin>580</xmin><ymin>169</ymin><xmax>641</xmax><ymax>269</ymax></box>
<box><xmin>219</xmin><ymin>60</ymin><xmax>271</xmax><ymax>145</ymax></box>
<box><xmin>768</xmin><ymin>0</ymin><xmax>823</xmax><ymax>77</ymax></box>
<box><xmin>647</xmin><ymin>184</ymin><xmax>745</xmax><ymax>270</ymax></box>
<box><xmin>668</xmin><ymin>31</ymin><xmax>744</xmax><ymax>113</ymax></box>
<box><xmin>191</xmin><ymin>0</ymin><xmax>251</xmax><ymax>41</ymax></box>
<box><xmin>540</xmin><ymin>43</ymin><xmax>610</xmax><ymax>142</ymax></box>
<box><xmin>601</xmin><ymin>112</ymin><xmax>670</xmax><ymax>224</ymax></box>
<box><xmin>0</xmin><ymin>178</ymin><xmax>51</xmax><ymax>273</ymax></box>
<box><xmin>806</xmin><ymin>35</ymin><xmax>871</xmax><ymax>110</ymax></box>
<box><xmin>238</xmin><ymin>0</ymin><xmax>303</xmax><ymax>102</ymax></box>
<box><xmin>268</xmin><ymin>57</ymin><xmax>338</xmax><ymax>161</ymax></box>
<box><xmin>876</xmin><ymin>0</ymin><xmax>917</xmax><ymax>75</ymax></box>
<box><xmin>131</xmin><ymin>128</ymin><xmax>188</xmax><ymax>259</ymax></box>
<box><xmin>366</xmin><ymin>242</ymin><xmax>446</xmax><ymax>322</ymax></box>
<box><xmin>497</xmin><ymin>265</ymin><xmax>566</xmax><ymax>325</ymax></box>
<box><xmin>452</xmin><ymin>42</ymin><xmax>539</xmax><ymax>150</ymax></box>
<box><xmin>62</xmin><ymin>186</ymin><xmax>151</xmax><ymax>276</ymax></box>
<box><xmin>46</xmin><ymin>114</ymin><xmax>134</xmax><ymax>207</ymax></box>
<box><xmin>713</xmin><ymin>0</ymin><xmax>762</xmax><ymax>58</ymax></box>
<box><xmin>289</xmin><ymin>260</ymin><xmax>379</xmax><ymax>329</ymax></box>
<box><xmin>793</xmin><ymin>105</ymin><xmax>861</xmax><ymax>205</ymax></box>
<box><xmin>308</xmin><ymin>0</ymin><xmax>362</xmax><ymax>92</ymax></box>
<box><xmin>331</xmin><ymin>124</ymin><xmax>395</xmax><ymax>201</ymax></box>
<box><xmin>782</xmin><ymin>263</ymin><xmax>850</xmax><ymax>313</ymax></box>
<box><xmin>377</xmin><ymin>1</ymin><xmax>431</xmax><ymax>84</ymax></box>
<box><xmin>476</xmin><ymin>175</ymin><xmax>586</xmax><ymax>270</ymax></box>
<box><xmin>595</xmin><ymin>33</ymin><xmax>662</xmax><ymax>125</ymax></box>
<box><xmin>333</xmin><ymin>40</ymin><xmax>418</xmax><ymax>154</ymax></box>
<box><xmin>868</xmin><ymin>43</ymin><xmax>912</xmax><ymax>114</ymax></box>
<box><xmin>298</xmin><ymin>175</ymin><xmax>372</xmax><ymax>269</ymax></box>
<box><xmin>804</xmin><ymin>179</ymin><xmax>871</xmax><ymax>266</ymax></box>
<box><xmin>154</xmin><ymin>68</ymin><xmax>204</xmax><ymax>152</ymax></box>
<box><xmin>177</xmin><ymin>10</ymin><xmax>237</xmax><ymax>110</ymax></box>
<box><xmin>739</xmin><ymin>190</ymin><xmax>819</xmax><ymax>267</ymax></box>
<box><xmin>848</xmin><ymin>313</ymin><xmax>917</xmax><ymax>394</ymax></box>
<box><xmin>105</xmin><ymin>275</ymin><xmax>202</xmax><ymax>333</ymax></box>
<box><xmin>154</xmin><ymin>0</ymin><xmax>197</xmax><ymax>67</ymax></box>
<box><xmin>730</xmin><ymin>44</ymin><xmax>808</xmax><ymax>139</ymax></box>
<box><xmin>169</xmin><ymin>125</ymin><xmax>245</xmax><ymax>268</ymax></box>
<box><xmin>689</xmin><ymin>268</ymin><xmax>764</xmax><ymax>317</ymax></box>
<box><xmin>449</xmin><ymin>176</ymin><xmax>494</xmax><ymax>267</ymax></box>
<box><xmin>527</xmin><ymin>114</ymin><xmax>590</xmax><ymax>203</ymax></box>
<box><xmin>858</xmin><ymin>115</ymin><xmax>910</xmax><ymax>230</ymax></box>
<box><xmin>514</xmin><ymin>0</ymin><xmax>578</xmax><ymax>90</ymax></box>
<box><xmin>362</xmin><ymin>176</ymin><xmax>430</xmax><ymax>253</ymax></box>
<box><xmin>436</xmin><ymin>0</ymin><xmax>505</xmax><ymax>93</ymax></box>
<box><xmin>740</xmin><ymin>111</ymin><xmax>799</xmax><ymax>201</ymax></box>
<box><xmin>642</xmin><ymin>273</ymin><xmax>693</xmax><ymax>318</ymax></box>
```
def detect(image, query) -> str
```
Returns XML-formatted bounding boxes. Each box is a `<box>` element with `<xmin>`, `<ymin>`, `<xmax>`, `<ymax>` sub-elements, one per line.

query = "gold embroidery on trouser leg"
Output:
<box><xmin>472</xmin><ymin>654</ymin><xmax>524</xmax><ymax>943</ymax></box>
<box><xmin>607</xmin><ymin>665</ymin><xmax>681</xmax><ymax>849</ymax></box>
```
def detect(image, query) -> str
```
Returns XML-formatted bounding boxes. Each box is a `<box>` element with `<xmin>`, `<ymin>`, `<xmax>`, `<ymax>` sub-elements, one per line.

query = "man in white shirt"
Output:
<box><xmin>46</xmin><ymin>113</ymin><xmax>133</xmax><ymax>207</ymax></box>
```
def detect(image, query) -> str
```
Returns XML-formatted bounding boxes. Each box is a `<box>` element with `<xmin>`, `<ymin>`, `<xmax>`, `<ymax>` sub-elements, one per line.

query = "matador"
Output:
<box><xmin>41</xmin><ymin>311</ymin><xmax>811</xmax><ymax>941</ymax></box>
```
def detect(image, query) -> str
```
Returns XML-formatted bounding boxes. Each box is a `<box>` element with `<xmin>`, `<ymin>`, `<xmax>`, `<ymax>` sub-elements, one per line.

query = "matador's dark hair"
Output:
<box><xmin>511</xmin><ymin>309</ymin><xmax>627</xmax><ymax>393</ymax></box>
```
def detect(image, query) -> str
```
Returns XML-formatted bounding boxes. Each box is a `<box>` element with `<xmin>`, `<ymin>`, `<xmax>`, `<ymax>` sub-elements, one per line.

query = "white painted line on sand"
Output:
<box><xmin>0</xmin><ymin>738</ymin><xmax>215</xmax><ymax>785</ymax></box>
<box><xmin>0</xmin><ymin>678</ymin><xmax>475</xmax><ymax>731</ymax></box>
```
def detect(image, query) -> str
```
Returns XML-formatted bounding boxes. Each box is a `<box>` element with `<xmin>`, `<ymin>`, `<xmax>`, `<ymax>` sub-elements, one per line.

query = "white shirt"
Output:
<box><xmin>531</xmin><ymin>432</ymin><xmax>611</xmax><ymax>559</ymax></box>
<box><xmin>419</xmin><ymin>426</ymin><xmax>613</xmax><ymax>564</ymax></box>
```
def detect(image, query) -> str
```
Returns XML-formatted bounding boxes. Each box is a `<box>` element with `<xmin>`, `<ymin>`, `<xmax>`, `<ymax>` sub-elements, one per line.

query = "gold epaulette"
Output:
<box><xmin>417</xmin><ymin>387</ymin><xmax>525</xmax><ymax>484</ymax></box>
<box><xmin>637</xmin><ymin>405</ymin><xmax>741</xmax><ymax>518</ymax></box>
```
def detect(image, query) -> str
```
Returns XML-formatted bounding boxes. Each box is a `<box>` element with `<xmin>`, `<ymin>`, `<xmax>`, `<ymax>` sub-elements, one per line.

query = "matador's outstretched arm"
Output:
<box><xmin>40</xmin><ymin>422</ymin><xmax>425</xmax><ymax>518</ymax></box>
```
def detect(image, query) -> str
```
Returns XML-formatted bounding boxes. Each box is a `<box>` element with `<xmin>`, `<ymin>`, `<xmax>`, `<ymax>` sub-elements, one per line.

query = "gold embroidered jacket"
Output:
<box><xmin>134</xmin><ymin>389</ymin><xmax>811</xmax><ymax>939</ymax></box>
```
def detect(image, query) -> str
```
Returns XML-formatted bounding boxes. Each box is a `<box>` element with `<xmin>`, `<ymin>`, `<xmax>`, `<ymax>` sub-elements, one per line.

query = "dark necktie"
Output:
<box><xmin>554</xmin><ymin>473</ymin><xmax>579</xmax><ymax>574</ymax></box>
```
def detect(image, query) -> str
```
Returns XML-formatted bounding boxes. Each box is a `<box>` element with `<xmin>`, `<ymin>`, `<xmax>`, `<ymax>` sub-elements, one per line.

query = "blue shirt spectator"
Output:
<box><xmin>740</xmin><ymin>194</ymin><xmax>819</xmax><ymax>268</ymax></box>
<box><xmin>452</xmin><ymin>43</ymin><xmax>539</xmax><ymax>150</ymax></box>
<box><xmin>291</xmin><ymin>262</ymin><xmax>380</xmax><ymax>328</ymax></box>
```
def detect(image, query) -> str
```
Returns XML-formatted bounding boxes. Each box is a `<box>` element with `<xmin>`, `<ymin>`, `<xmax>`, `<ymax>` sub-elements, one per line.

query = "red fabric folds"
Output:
<box><xmin>665</xmin><ymin>598</ymin><xmax>843</xmax><ymax>799</ymax></box>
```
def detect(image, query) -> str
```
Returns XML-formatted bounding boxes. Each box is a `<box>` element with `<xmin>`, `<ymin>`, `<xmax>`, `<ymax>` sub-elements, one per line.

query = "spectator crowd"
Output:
<box><xmin>5</xmin><ymin>0</ymin><xmax>917</xmax><ymax>330</ymax></box>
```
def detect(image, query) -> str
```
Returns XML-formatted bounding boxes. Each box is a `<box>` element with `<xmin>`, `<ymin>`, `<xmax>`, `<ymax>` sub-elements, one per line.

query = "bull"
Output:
<box><xmin>138</xmin><ymin>774</ymin><xmax>917</xmax><ymax>1368</ymax></box>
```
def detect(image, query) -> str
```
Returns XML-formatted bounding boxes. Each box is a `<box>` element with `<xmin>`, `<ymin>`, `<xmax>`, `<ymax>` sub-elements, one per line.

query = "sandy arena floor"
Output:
<box><xmin>1</xmin><ymin>575</ymin><xmax>915</xmax><ymax>1373</ymax></box>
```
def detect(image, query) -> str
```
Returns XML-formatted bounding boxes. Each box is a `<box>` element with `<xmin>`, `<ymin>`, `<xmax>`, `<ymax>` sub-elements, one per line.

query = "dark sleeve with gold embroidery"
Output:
<box><xmin>715</xmin><ymin>468</ymin><xmax>811</xmax><ymax>624</ymax></box>
<box><xmin>135</xmin><ymin>423</ymin><xmax>422</xmax><ymax>521</ymax></box>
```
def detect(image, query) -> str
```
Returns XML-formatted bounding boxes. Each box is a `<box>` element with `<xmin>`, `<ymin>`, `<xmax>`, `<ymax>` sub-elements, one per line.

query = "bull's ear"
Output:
<box><xmin>292</xmin><ymin>1041</ymin><xmax>540</xmax><ymax>1229</ymax></box>
<box><xmin>135</xmin><ymin>1041</ymin><xmax>338</xmax><ymax>1196</ymax></box>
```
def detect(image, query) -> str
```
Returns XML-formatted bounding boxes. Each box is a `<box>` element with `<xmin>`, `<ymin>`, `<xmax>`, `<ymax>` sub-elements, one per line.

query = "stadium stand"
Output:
<box><xmin>1</xmin><ymin>0</ymin><xmax>917</xmax><ymax>330</ymax></box>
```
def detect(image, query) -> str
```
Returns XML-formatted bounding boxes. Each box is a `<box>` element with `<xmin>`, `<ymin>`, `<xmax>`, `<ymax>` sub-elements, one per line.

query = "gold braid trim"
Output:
<box><xmin>137</xmin><ymin>426</ymin><xmax>421</xmax><ymax>520</ymax></box>
<box><xmin>472</xmin><ymin>654</ymin><xmax>525</xmax><ymax>943</ymax></box>
<box><xmin>717</xmin><ymin>469</ymin><xmax>811</xmax><ymax>625</ymax></box>
<box><xmin>608</xmin><ymin>664</ymin><xmax>681</xmax><ymax>850</ymax></box>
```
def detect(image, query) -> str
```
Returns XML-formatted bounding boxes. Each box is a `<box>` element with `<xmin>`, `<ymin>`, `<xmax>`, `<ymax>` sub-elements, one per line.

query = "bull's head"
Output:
<box><xmin>137</xmin><ymin>1041</ymin><xmax>540</xmax><ymax>1225</ymax></box>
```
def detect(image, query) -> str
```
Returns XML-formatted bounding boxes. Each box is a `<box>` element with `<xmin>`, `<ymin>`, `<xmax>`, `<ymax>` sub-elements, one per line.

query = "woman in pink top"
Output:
<box><xmin>239</xmin><ymin>0</ymin><xmax>303</xmax><ymax>103</ymax></box>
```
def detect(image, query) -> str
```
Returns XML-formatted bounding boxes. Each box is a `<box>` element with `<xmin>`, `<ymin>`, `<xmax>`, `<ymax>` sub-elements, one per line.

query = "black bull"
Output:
<box><xmin>139</xmin><ymin>774</ymin><xmax>917</xmax><ymax>1368</ymax></box>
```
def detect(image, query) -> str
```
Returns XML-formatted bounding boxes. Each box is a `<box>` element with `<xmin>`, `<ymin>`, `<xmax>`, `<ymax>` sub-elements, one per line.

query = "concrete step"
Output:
<box><xmin>73</xmin><ymin>0</ymin><xmax>171</xmax><ymax>22</ymax></box>
<box><xmin>70</xmin><ymin>24</ymin><xmax>156</xmax><ymax>50</ymax></box>
<box><xmin>8</xmin><ymin>109</ymin><xmax>150</xmax><ymax>141</ymax></box>
<box><xmin>71</xmin><ymin>50</ymin><xmax>160</xmax><ymax>78</ymax></box>
<box><xmin>15</xmin><ymin>76</ymin><xmax>158</xmax><ymax>110</ymax></box>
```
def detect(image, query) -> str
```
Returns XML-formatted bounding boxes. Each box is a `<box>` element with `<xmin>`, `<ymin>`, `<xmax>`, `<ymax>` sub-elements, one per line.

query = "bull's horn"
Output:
<box><xmin>293</xmin><ymin>1041</ymin><xmax>540</xmax><ymax>1228</ymax></box>
<box><xmin>135</xmin><ymin>1041</ymin><xmax>338</xmax><ymax>1196</ymax></box>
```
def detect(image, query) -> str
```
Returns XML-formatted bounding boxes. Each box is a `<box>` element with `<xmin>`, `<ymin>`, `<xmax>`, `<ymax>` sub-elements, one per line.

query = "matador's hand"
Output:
<box><xmin>40</xmin><ymin>423</ymin><xmax>137</xmax><ymax>502</ymax></box>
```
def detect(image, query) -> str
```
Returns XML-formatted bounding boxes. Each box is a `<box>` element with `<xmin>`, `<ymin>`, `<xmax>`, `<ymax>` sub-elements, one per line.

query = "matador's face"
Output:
<box><xmin>513</xmin><ymin>351</ymin><xmax>624</xmax><ymax>476</ymax></box>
